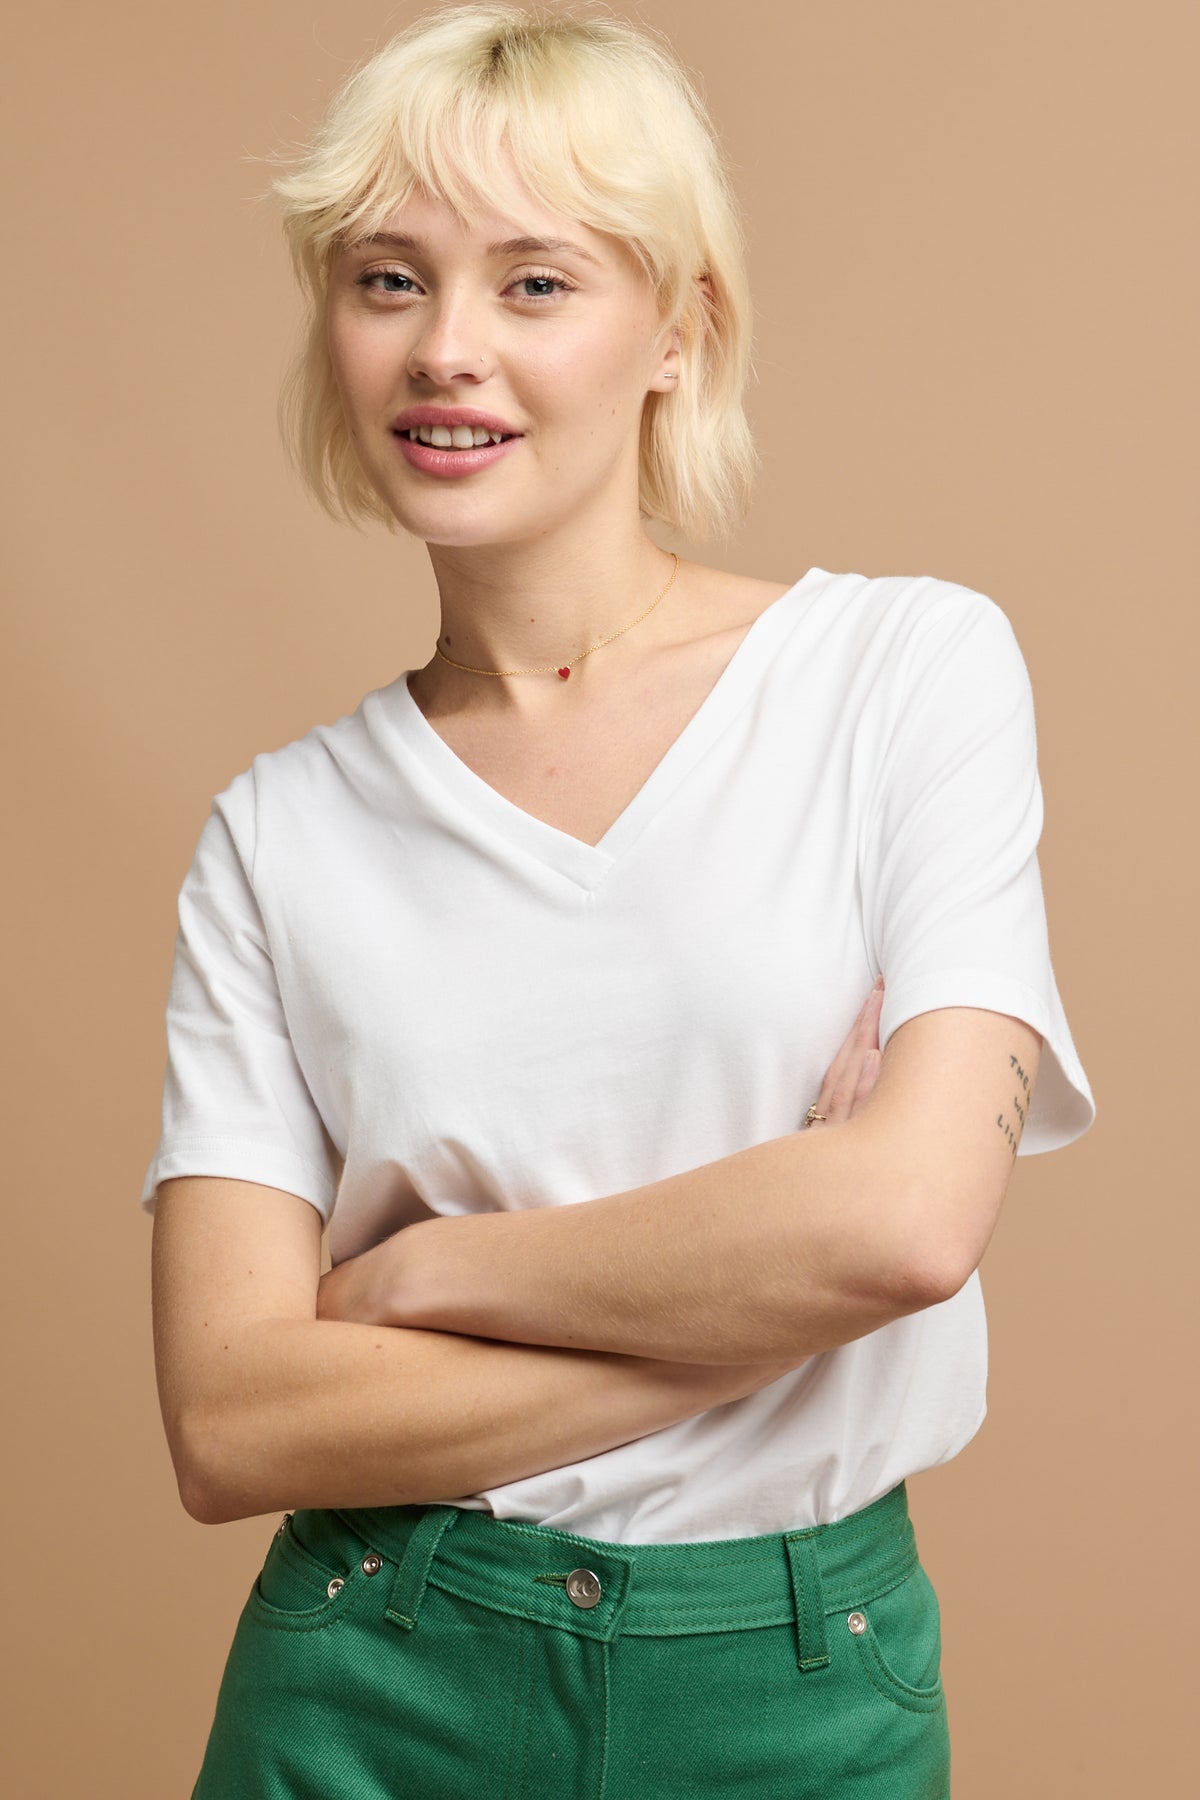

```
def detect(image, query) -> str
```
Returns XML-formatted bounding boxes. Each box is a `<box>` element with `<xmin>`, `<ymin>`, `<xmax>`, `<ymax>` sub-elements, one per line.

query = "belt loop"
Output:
<box><xmin>784</xmin><ymin>1531</ymin><xmax>830</xmax><ymax>1672</ymax></box>
<box><xmin>385</xmin><ymin>1505</ymin><xmax>459</xmax><ymax>1632</ymax></box>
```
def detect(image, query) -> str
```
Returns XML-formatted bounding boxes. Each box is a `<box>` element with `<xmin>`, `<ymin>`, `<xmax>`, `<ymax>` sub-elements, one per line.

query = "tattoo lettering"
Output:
<box><xmin>995</xmin><ymin>1053</ymin><xmax>1033</xmax><ymax>1160</ymax></box>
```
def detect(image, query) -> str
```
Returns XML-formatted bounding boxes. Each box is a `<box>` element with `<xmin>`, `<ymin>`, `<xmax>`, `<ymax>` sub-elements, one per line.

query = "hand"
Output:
<box><xmin>316</xmin><ymin>1233</ymin><xmax>404</xmax><ymax>1327</ymax></box>
<box><xmin>806</xmin><ymin>977</ymin><xmax>885</xmax><ymax>1128</ymax></box>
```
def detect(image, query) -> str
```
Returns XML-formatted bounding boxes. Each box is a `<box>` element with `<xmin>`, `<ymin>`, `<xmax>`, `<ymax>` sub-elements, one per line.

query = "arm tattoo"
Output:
<box><xmin>996</xmin><ymin>1053</ymin><xmax>1033</xmax><ymax>1159</ymax></box>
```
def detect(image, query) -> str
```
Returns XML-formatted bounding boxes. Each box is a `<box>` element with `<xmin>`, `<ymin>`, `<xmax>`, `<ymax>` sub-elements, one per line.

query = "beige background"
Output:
<box><xmin>4</xmin><ymin>0</ymin><xmax>1194</xmax><ymax>1792</ymax></box>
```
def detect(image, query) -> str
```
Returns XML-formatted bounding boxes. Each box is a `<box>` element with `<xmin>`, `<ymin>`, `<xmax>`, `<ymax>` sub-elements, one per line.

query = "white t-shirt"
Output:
<box><xmin>140</xmin><ymin>567</ymin><xmax>1095</xmax><ymax>1541</ymax></box>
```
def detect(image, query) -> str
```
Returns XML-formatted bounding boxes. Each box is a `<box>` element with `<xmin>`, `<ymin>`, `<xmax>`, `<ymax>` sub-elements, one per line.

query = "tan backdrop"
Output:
<box><xmin>5</xmin><ymin>1</ymin><xmax>1193</xmax><ymax>1793</ymax></box>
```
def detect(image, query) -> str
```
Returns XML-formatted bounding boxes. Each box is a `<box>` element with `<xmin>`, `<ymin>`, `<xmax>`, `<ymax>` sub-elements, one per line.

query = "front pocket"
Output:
<box><xmin>847</xmin><ymin>1564</ymin><xmax>945</xmax><ymax>1713</ymax></box>
<box><xmin>245</xmin><ymin>1511</ymin><xmax>371</xmax><ymax>1633</ymax></box>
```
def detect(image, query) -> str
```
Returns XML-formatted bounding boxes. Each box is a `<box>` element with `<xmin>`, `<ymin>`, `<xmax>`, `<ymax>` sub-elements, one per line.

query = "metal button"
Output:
<box><xmin>361</xmin><ymin>1553</ymin><xmax>383</xmax><ymax>1577</ymax></box>
<box><xmin>275</xmin><ymin>1512</ymin><xmax>292</xmax><ymax>1537</ymax></box>
<box><xmin>847</xmin><ymin>1611</ymin><xmax>867</xmax><ymax>1635</ymax></box>
<box><xmin>326</xmin><ymin>1576</ymin><xmax>346</xmax><ymax>1599</ymax></box>
<box><xmin>564</xmin><ymin>1568</ymin><xmax>603</xmax><ymax>1609</ymax></box>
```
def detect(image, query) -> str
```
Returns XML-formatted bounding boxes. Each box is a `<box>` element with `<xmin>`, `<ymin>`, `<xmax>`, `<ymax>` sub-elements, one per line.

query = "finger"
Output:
<box><xmin>827</xmin><ymin>1053</ymin><xmax>865</xmax><ymax>1122</ymax></box>
<box><xmin>823</xmin><ymin>1048</ymin><xmax>864</xmax><ymax>1123</ymax></box>
<box><xmin>856</xmin><ymin>980</ymin><xmax>885</xmax><ymax>1049</ymax></box>
<box><xmin>816</xmin><ymin>984</ymin><xmax>880</xmax><ymax>1109</ymax></box>
<box><xmin>810</xmin><ymin>1061</ymin><xmax>844</xmax><ymax>1124</ymax></box>
<box><xmin>827</xmin><ymin>986</ymin><xmax>885</xmax><ymax>1117</ymax></box>
<box><xmin>843</xmin><ymin>980</ymin><xmax>884</xmax><ymax>1063</ymax></box>
<box><xmin>809</xmin><ymin>980</ymin><xmax>885</xmax><ymax>1127</ymax></box>
<box><xmin>850</xmin><ymin>1047</ymin><xmax>882</xmax><ymax>1114</ymax></box>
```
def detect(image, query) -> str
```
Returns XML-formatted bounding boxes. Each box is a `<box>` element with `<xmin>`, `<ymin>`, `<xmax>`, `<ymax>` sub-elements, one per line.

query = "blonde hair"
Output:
<box><xmin>269</xmin><ymin>2</ymin><xmax>758</xmax><ymax>542</ymax></box>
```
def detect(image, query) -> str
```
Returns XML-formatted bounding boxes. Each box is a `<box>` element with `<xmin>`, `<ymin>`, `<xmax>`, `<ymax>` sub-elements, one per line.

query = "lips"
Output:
<box><xmin>395</xmin><ymin>431</ymin><xmax>522</xmax><ymax>478</ymax></box>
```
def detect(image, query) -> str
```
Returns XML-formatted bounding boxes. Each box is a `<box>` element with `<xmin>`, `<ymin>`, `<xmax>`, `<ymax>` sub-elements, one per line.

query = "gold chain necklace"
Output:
<box><xmin>433</xmin><ymin>553</ymin><xmax>680</xmax><ymax>680</ymax></box>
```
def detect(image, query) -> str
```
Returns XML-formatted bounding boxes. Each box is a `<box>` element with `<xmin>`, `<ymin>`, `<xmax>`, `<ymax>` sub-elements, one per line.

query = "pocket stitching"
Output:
<box><xmin>853</xmin><ymin>1616</ymin><xmax>945</xmax><ymax>1714</ymax></box>
<box><xmin>245</xmin><ymin>1530</ymin><xmax>373</xmax><ymax>1634</ymax></box>
<box><xmin>245</xmin><ymin>1570</ymin><xmax>370</xmax><ymax>1634</ymax></box>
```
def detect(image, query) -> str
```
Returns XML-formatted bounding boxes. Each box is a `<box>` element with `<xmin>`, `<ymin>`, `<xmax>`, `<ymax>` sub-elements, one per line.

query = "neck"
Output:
<box><xmin>419</xmin><ymin>527</ymin><xmax>683</xmax><ymax>699</ymax></box>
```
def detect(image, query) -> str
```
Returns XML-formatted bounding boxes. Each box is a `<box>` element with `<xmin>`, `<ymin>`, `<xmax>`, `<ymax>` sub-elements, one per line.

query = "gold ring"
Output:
<box><xmin>804</xmin><ymin>1105</ymin><xmax>828</xmax><ymax>1127</ymax></box>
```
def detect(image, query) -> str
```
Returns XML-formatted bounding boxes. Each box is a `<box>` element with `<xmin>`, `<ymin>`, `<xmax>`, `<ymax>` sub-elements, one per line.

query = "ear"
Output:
<box><xmin>649</xmin><ymin>320</ymin><xmax>684</xmax><ymax>393</ymax></box>
<box><xmin>650</xmin><ymin>272</ymin><xmax>712</xmax><ymax>392</ymax></box>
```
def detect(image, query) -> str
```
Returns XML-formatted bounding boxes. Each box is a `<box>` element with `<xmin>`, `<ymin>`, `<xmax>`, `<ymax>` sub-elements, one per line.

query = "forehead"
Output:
<box><xmin>337</xmin><ymin>130</ymin><xmax>650</xmax><ymax>276</ymax></box>
<box><xmin>346</xmin><ymin>178</ymin><xmax>614</xmax><ymax>269</ymax></box>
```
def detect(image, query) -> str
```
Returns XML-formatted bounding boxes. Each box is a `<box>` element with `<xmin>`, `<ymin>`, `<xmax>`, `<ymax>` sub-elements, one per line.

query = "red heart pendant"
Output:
<box><xmin>557</xmin><ymin>667</ymin><xmax>571</xmax><ymax>680</ymax></box>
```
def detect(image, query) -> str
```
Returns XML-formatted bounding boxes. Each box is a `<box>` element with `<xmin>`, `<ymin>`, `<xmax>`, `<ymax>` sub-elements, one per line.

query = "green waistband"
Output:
<box><xmin>307</xmin><ymin>1483</ymin><xmax>917</xmax><ymax>1643</ymax></box>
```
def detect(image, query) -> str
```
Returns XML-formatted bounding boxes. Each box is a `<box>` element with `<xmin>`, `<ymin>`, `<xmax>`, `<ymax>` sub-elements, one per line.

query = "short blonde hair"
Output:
<box><xmin>269</xmin><ymin>2</ymin><xmax>758</xmax><ymax>542</ymax></box>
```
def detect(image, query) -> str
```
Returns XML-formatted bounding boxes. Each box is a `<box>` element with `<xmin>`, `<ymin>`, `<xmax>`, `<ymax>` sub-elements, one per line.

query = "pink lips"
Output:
<box><xmin>395</xmin><ymin>431</ymin><xmax>522</xmax><ymax>477</ymax></box>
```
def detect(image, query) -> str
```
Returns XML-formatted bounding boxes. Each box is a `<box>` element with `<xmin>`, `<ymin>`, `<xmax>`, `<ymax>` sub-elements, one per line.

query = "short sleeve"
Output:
<box><xmin>139</xmin><ymin>767</ymin><xmax>343</xmax><ymax>1219</ymax></box>
<box><xmin>862</xmin><ymin>590</ymin><xmax>1095</xmax><ymax>1154</ymax></box>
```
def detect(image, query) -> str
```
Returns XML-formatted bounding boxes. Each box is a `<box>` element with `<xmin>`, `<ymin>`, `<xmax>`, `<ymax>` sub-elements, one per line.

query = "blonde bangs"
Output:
<box><xmin>269</xmin><ymin>4</ymin><xmax>757</xmax><ymax>540</ymax></box>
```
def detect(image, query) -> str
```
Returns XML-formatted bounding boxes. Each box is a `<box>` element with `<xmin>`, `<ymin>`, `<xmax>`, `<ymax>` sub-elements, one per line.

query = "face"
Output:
<box><xmin>325</xmin><ymin>173</ymin><xmax>680</xmax><ymax>549</ymax></box>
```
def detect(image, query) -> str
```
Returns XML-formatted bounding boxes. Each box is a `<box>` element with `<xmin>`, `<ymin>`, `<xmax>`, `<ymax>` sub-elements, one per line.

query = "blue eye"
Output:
<box><xmin>513</xmin><ymin>275</ymin><xmax>571</xmax><ymax>301</ymax></box>
<box><xmin>357</xmin><ymin>270</ymin><xmax>417</xmax><ymax>296</ymax></box>
<box><xmin>354</xmin><ymin>269</ymin><xmax>574</xmax><ymax>304</ymax></box>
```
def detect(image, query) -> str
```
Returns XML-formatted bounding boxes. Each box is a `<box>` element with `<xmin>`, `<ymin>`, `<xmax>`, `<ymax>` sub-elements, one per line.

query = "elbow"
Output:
<box><xmin>168</xmin><ymin>1425</ymin><xmax>221</xmax><ymax>1525</ymax></box>
<box><xmin>173</xmin><ymin>1407</ymin><xmax>270</xmax><ymax>1527</ymax></box>
<box><xmin>880</xmin><ymin>1185</ymin><xmax>989</xmax><ymax>1312</ymax></box>
<box><xmin>171</xmin><ymin>1409</ymin><xmax>229</xmax><ymax>1524</ymax></box>
<box><xmin>179</xmin><ymin>1473</ymin><xmax>225</xmax><ymax>1527</ymax></box>
<box><xmin>888</xmin><ymin>1244</ymin><xmax>976</xmax><ymax>1311</ymax></box>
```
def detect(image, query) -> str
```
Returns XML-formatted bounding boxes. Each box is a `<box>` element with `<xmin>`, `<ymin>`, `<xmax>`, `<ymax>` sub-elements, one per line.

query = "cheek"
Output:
<box><xmin>326</xmin><ymin>313</ymin><xmax>391</xmax><ymax>412</ymax></box>
<box><xmin>519</xmin><ymin>330</ymin><xmax>648</xmax><ymax>433</ymax></box>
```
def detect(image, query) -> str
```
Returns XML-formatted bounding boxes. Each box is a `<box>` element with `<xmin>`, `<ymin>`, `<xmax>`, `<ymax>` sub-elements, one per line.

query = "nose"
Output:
<box><xmin>406</xmin><ymin>293</ymin><xmax>492</xmax><ymax>387</ymax></box>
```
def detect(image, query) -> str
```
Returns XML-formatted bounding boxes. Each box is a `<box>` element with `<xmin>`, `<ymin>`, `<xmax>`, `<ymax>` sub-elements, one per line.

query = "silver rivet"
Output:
<box><xmin>326</xmin><ymin>1576</ymin><xmax>345</xmax><ymax>1599</ymax></box>
<box><xmin>565</xmin><ymin>1568</ymin><xmax>603</xmax><ymax>1609</ymax></box>
<box><xmin>361</xmin><ymin>1553</ymin><xmax>383</xmax><ymax>1576</ymax></box>
<box><xmin>847</xmin><ymin>1611</ymin><xmax>867</xmax><ymax>1635</ymax></box>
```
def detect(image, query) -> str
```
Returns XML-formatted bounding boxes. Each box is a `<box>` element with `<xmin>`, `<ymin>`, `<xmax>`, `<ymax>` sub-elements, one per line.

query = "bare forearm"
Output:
<box><xmin>387</xmin><ymin>1125</ymin><xmax>918</xmax><ymax>1365</ymax></box>
<box><xmin>378</xmin><ymin>1013</ymin><xmax>1036</xmax><ymax>1364</ymax></box>
<box><xmin>186</xmin><ymin>1315</ymin><xmax>794</xmax><ymax>1525</ymax></box>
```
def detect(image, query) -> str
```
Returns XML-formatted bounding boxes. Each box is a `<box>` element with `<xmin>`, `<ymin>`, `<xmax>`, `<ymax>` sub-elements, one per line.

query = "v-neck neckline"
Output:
<box><xmin>380</xmin><ymin>566</ymin><xmax>831</xmax><ymax>888</ymax></box>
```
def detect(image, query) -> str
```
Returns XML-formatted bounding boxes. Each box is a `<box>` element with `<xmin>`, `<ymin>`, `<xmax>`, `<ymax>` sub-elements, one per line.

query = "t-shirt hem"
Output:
<box><xmin>879</xmin><ymin>967</ymin><xmax>1096</xmax><ymax>1155</ymax></box>
<box><xmin>140</xmin><ymin>1138</ymin><xmax>337</xmax><ymax>1221</ymax></box>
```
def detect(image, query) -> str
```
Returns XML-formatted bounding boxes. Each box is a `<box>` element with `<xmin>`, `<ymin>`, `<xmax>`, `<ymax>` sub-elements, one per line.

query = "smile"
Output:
<box><xmin>394</xmin><ymin>431</ymin><xmax>523</xmax><ymax>478</ymax></box>
<box><xmin>405</xmin><ymin>423</ymin><xmax>516</xmax><ymax>449</ymax></box>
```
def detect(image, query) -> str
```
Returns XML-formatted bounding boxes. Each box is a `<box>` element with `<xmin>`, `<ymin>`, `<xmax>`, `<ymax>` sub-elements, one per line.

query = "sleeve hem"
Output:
<box><xmin>878</xmin><ymin>967</ymin><xmax>1096</xmax><ymax>1156</ymax></box>
<box><xmin>140</xmin><ymin>1139</ymin><xmax>338</xmax><ymax>1222</ymax></box>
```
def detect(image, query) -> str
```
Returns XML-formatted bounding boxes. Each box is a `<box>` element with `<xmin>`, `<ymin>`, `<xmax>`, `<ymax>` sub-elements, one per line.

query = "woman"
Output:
<box><xmin>142</xmin><ymin>6</ymin><xmax>1096</xmax><ymax>1795</ymax></box>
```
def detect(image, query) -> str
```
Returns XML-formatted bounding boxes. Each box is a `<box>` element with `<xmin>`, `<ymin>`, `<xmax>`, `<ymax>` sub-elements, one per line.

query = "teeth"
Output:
<box><xmin>407</xmin><ymin>424</ymin><xmax>508</xmax><ymax>448</ymax></box>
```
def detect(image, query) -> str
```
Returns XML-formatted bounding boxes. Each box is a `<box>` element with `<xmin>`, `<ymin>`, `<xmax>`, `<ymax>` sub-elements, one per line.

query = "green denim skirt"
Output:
<box><xmin>191</xmin><ymin>1481</ymin><xmax>950</xmax><ymax>1797</ymax></box>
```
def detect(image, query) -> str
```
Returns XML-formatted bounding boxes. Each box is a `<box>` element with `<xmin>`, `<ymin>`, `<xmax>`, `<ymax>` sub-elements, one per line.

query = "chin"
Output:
<box><xmin>385</xmin><ymin>494</ymin><xmax>558</xmax><ymax>550</ymax></box>
<box><xmin>398</xmin><ymin>514</ymin><xmax>536</xmax><ymax>551</ymax></box>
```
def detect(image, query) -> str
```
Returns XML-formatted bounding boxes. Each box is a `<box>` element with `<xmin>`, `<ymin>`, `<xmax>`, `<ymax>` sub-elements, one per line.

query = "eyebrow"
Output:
<box><xmin>346</xmin><ymin>231</ymin><xmax>602</xmax><ymax>267</ymax></box>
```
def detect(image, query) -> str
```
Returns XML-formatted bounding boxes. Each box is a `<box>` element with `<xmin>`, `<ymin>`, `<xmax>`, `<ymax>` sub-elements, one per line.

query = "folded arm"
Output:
<box><xmin>153</xmin><ymin>1176</ymin><xmax>799</xmax><ymax>1525</ymax></box>
<box><xmin>322</xmin><ymin>1006</ymin><xmax>1042</xmax><ymax>1365</ymax></box>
